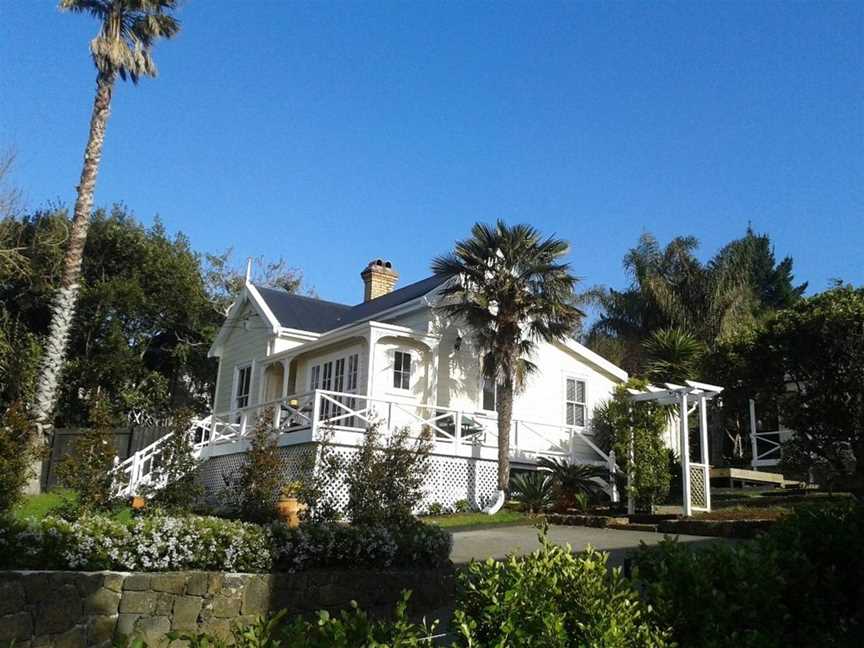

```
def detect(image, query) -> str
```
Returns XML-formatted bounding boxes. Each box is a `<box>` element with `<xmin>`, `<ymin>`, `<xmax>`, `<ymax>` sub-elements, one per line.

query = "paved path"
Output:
<box><xmin>451</xmin><ymin>524</ymin><xmax>722</xmax><ymax>567</ymax></box>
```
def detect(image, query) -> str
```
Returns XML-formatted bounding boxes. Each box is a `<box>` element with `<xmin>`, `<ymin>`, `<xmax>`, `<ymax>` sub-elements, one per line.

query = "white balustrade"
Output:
<box><xmin>112</xmin><ymin>389</ymin><xmax>618</xmax><ymax>498</ymax></box>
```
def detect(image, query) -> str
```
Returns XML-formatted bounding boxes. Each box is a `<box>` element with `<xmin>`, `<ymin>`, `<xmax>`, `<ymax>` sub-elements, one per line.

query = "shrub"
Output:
<box><xmin>294</xmin><ymin>426</ymin><xmax>343</xmax><ymax>523</ymax></box>
<box><xmin>0</xmin><ymin>401</ymin><xmax>35</xmax><ymax>513</ymax></box>
<box><xmin>156</xmin><ymin>592</ymin><xmax>436</xmax><ymax>647</ymax></box>
<box><xmin>55</xmin><ymin>396</ymin><xmax>119</xmax><ymax>511</ymax></box>
<box><xmin>426</xmin><ymin>501</ymin><xmax>446</xmax><ymax>516</ymax></box>
<box><xmin>631</xmin><ymin>501</ymin><xmax>864</xmax><ymax>647</ymax></box>
<box><xmin>510</xmin><ymin>471</ymin><xmax>555</xmax><ymax>513</ymax></box>
<box><xmin>345</xmin><ymin>423</ymin><xmax>432</xmax><ymax>525</ymax></box>
<box><xmin>454</xmin><ymin>523</ymin><xmax>670</xmax><ymax>647</ymax></box>
<box><xmin>0</xmin><ymin>514</ymin><xmax>452</xmax><ymax>573</ymax></box>
<box><xmin>593</xmin><ymin>381</ymin><xmax>670</xmax><ymax>512</ymax></box>
<box><xmin>141</xmin><ymin>409</ymin><xmax>203</xmax><ymax>513</ymax></box>
<box><xmin>454</xmin><ymin>498</ymin><xmax>471</xmax><ymax>513</ymax></box>
<box><xmin>270</xmin><ymin>518</ymin><xmax>451</xmax><ymax>572</ymax></box>
<box><xmin>0</xmin><ymin>512</ymin><xmax>273</xmax><ymax>572</ymax></box>
<box><xmin>222</xmin><ymin>408</ymin><xmax>285</xmax><ymax>523</ymax></box>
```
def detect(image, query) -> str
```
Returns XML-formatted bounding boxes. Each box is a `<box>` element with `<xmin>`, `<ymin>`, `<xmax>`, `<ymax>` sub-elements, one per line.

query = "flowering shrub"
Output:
<box><xmin>0</xmin><ymin>514</ymin><xmax>452</xmax><ymax>573</ymax></box>
<box><xmin>270</xmin><ymin>518</ymin><xmax>452</xmax><ymax>571</ymax></box>
<box><xmin>0</xmin><ymin>513</ymin><xmax>272</xmax><ymax>572</ymax></box>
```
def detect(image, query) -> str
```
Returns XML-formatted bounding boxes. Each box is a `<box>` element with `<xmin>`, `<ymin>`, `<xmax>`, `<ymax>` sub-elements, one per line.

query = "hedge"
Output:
<box><xmin>0</xmin><ymin>513</ymin><xmax>452</xmax><ymax>573</ymax></box>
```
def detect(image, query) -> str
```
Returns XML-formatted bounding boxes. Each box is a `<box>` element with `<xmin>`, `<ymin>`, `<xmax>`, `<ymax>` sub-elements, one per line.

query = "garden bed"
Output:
<box><xmin>657</xmin><ymin>518</ymin><xmax>776</xmax><ymax>539</ymax></box>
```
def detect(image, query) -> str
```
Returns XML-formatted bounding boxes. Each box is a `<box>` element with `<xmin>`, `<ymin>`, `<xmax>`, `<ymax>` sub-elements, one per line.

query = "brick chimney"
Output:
<box><xmin>361</xmin><ymin>259</ymin><xmax>399</xmax><ymax>301</ymax></box>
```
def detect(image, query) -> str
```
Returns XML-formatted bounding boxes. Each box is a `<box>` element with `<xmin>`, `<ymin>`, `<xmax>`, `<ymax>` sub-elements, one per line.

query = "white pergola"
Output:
<box><xmin>627</xmin><ymin>380</ymin><xmax>724</xmax><ymax>516</ymax></box>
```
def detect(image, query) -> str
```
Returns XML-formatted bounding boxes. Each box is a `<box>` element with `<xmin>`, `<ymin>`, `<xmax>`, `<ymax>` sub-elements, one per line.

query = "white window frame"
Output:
<box><xmin>233</xmin><ymin>363</ymin><xmax>253</xmax><ymax>412</ymax></box>
<box><xmin>392</xmin><ymin>350</ymin><xmax>412</xmax><ymax>391</ymax></box>
<box><xmin>563</xmin><ymin>375</ymin><xmax>588</xmax><ymax>428</ymax></box>
<box><xmin>479</xmin><ymin>373</ymin><xmax>500</xmax><ymax>413</ymax></box>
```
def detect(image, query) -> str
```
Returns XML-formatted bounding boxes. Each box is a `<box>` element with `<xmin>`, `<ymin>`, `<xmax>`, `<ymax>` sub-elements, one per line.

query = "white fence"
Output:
<box><xmin>113</xmin><ymin>389</ymin><xmax>616</xmax><ymax>498</ymax></box>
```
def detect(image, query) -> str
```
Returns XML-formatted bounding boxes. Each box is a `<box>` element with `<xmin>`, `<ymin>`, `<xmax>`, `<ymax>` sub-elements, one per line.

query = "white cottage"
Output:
<box><xmin>118</xmin><ymin>259</ymin><xmax>629</xmax><ymax>510</ymax></box>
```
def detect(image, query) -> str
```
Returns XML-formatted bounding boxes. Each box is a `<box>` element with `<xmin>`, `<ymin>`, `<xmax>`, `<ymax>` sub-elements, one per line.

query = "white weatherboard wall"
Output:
<box><xmin>213</xmin><ymin>303</ymin><xmax>274</xmax><ymax>413</ymax></box>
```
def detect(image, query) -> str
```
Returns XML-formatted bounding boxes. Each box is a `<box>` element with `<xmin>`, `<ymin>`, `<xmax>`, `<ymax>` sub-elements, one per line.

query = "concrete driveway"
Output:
<box><xmin>451</xmin><ymin>524</ymin><xmax>723</xmax><ymax>567</ymax></box>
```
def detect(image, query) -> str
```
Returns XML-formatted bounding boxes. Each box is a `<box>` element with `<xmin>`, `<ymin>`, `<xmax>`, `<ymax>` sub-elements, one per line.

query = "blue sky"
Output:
<box><xmin>1</xmin><ymin>1</ymin><xmax>861</xmax><ymax>305</ymax></box>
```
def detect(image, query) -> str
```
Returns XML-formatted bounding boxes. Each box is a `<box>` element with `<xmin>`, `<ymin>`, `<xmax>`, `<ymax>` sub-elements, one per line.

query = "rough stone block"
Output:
<box><xmin>23</xmin><ymin>576</ymin><xmax>51</xmax><ymax>605</ymax></box>
<box><xmin>0</xmin><ymin>581</ymin><xmax>25</xmax><ymax>615</ymax></box>
<box><xmin>84</xmin><ymin>587</ymin><xmax>121</xmax><ymax>616</ymax></box>
<box><xmin>115</xmin><ymin>614</ymin><xmax>140</xmax><ymax>639</ymax></box>
<box><xmin>207</xmin><ymin>573</ymin><xmax>223</xmax><ymax>594</ymax></box>
<box><xmin>0</xmin><ymin>611</ymin><xmax>33</xmax><ymax>642</ymax></box>
<box><xmin>155</xmin><ymin>592</ymin><xmax>175</xmax><ymax>616</ymax></box>
<box><xmin>211</xmin><ymin>595</ymin><xmax>241</xmax><ymax>619</ymax></box>
<box><xmin>74</xmin><ymin>574</ymin><xmax>104</xmax><ymax>598</ymax></box>
<box><xmin>172</xmin><ymin>596</ymin><xmax>203</xmax><ymax>629</ymax></box>
<box><xmin>88</xmin><ymin>615</ymin><xmax>117</xmax><ymax>645</ymax></box>
<box><xmin>199</xmin><ymin>618</ymin><xmax>230</xmax><ymax>641</ymax></box>
<box><xmin>103</xmin><ymin>573</ymin><xmax>125</xmax><ymax>593</ymax></box>
<box><xmin>123</xmin><ymin>574</ymin><xmax>150</xmax><ymax>591</ymax></box>
<box><xmin>151</xmin><ymin>574</ymin><xmax>187</xmax><ymax>594</ymax></box>
<box><xmin>119</xmin><ymin>591</ymin><xmax>157</xmax><ymax>615</ymax></box>
<box><xmin>53</xmin><ymin>626</ymin><xmax>86</xmax><ymax>648</ymax></box>
<box><xmin>36</xmin><ymin>586</ymin><xmax>81</xmax><ymax>635</ymax></box>
<box><xmin>241</xmin><ymin>576</ymin><xmax>270</xmax><ymax>616</ymax></box>
<box><xmin>185</xmin><ymin>573</ymin><xmax>208</xmax><ymax>596</ymax></box>
<box><xmin>136</xmin><ymin>616</ymin><xmax>171</xmax><ymax>643</ymax></box>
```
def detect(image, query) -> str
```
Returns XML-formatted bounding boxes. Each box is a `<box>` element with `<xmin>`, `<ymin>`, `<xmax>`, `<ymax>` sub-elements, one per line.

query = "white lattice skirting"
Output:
<box><xmin>197</xmin><ymin>444</ymin><xmax>502</xmax><ymax>514</ymax></box>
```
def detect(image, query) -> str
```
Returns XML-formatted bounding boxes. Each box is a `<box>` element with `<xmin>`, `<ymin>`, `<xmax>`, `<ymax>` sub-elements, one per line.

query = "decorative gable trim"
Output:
<box><xmin>207</xmin><ymin>282</ymin><xmax>281</xmax><ymax>358</ymax></box>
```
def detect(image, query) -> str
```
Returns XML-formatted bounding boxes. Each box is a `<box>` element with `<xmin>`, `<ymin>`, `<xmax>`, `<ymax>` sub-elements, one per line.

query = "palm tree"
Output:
<box><xmin>642</xmin><ymin>327</ymin><xmax>706</xmax><ymax>384</ymax></box>
<box><xmin>30</xmin><ymin>1</ymin><xmax>180</xmax><ymax>459</ymax></box>
<box><xmin>432</xmin><ymin>221</ymin><xmax>581</xmax><ymax>493</ymax></box>
<box><xmin>587</xmin><ymin>233</ymin><xmax>753</xmax><ymax>372</ymax></box>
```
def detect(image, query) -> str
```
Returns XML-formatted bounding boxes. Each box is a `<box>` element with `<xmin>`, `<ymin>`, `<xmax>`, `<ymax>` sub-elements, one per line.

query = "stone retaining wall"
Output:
<box><xmin>0</xmin><ymin>568</ymin><xmax>454</xmax><ymax>647</ymax></box>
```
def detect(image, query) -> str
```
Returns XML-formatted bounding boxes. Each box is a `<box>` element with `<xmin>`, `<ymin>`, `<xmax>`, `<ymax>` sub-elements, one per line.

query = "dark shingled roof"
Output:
<box><xmin>256</xmin><ymin>274</ymin><xmax>449</xmax><ymax>333</ymax></box>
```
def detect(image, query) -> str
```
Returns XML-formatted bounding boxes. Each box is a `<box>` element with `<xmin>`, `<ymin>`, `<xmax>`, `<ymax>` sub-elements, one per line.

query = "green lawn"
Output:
<box><xmin>422</xmin><ymin>509</ymin><xmax>533</xmax><ymax>529</ymax></box>
<box><xmin>11</xmin><ymin>490</ymin><xmax>133</xmax><ymax>523</ymax></box>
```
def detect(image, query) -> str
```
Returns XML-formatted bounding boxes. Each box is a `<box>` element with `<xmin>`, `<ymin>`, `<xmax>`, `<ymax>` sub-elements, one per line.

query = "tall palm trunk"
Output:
<box><xmin>496</xmin><ymin>373</ymin><xmax>514</xmax><ymax>492</ymax></box>
<box><xmin>27</xmin><ymin>74</ymin><xmax>114</xmax><ymax>493</ymax></box>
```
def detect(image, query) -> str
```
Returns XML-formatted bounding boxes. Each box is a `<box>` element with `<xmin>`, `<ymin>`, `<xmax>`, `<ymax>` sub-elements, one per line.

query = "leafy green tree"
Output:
<box><xmin>714</xmin><ymin>226</ymin><xmax>807</xmax><ymax>313</ymax></box>
<box><xmin>433</xmin><ymin>221</ymin><xmax>581</xmax><ymax>492</ymax></box>
<box><xmin>1</xmin><ymin>207</ymin><xmax>219</xmax><ymax>424</ymax></box>
<box><xmin>32</xmin><ymin>0</ymin><xmax>181</xmax><ymax>461</ymax></box>
<box><xmin>747</xmin><ymin>287</ymin><xmax>864</xmax><ymax>490</ymax></box>
<box><xmin>593</xmin><ymin>381</ymin><xmax>671</xmax><ymax>512</ymax></box>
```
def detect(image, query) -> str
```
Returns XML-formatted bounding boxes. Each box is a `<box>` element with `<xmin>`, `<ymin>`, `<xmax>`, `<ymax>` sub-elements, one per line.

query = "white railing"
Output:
<box><xmin>113</xmin><ymin>389</ymin><xmax>618</xmax><ymax>498</ymax></box>
<box><xmin>750</xmin><ymin>430</ymin><xmax>792</xmax><ymax>468</ymax></box>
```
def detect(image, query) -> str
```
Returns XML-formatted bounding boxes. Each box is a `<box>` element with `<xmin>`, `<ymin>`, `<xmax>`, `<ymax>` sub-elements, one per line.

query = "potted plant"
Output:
<box><xmin>275</xmin><ymin>481</ymin><xmax>306</xmax><ymax>527</ymax></box>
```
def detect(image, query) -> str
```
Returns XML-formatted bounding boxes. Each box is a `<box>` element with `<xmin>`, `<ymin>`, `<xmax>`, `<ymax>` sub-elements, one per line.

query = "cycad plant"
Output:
<box><xmin>30</xmin><ymin>1</ymin><xmax>180</xmax><ymax>472</ymax></box>
<box><xmin>537</xmin><ymin>456</ymin><xmax>607</xmax><ymax>509</ymax></box>
<box><xmin>509</xmin><ymin>471</ymin><xmax>555</xmax><ymax>513</ymax></box>
<box><xmin>432</xmin><ymin>221</ymin><xmax>581</xmax><ymax>493</ymax></box>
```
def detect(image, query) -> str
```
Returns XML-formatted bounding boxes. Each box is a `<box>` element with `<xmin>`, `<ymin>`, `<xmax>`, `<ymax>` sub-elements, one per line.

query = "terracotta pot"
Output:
<box><xmin>130</xmin><ymin>496</ymin><xmax>146</xmax><ymax>510</ymax></box>
<box><xmin>275</xmin><ymin>496</ymin><xmax>307</xmax><ymax>528</ymax></box>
